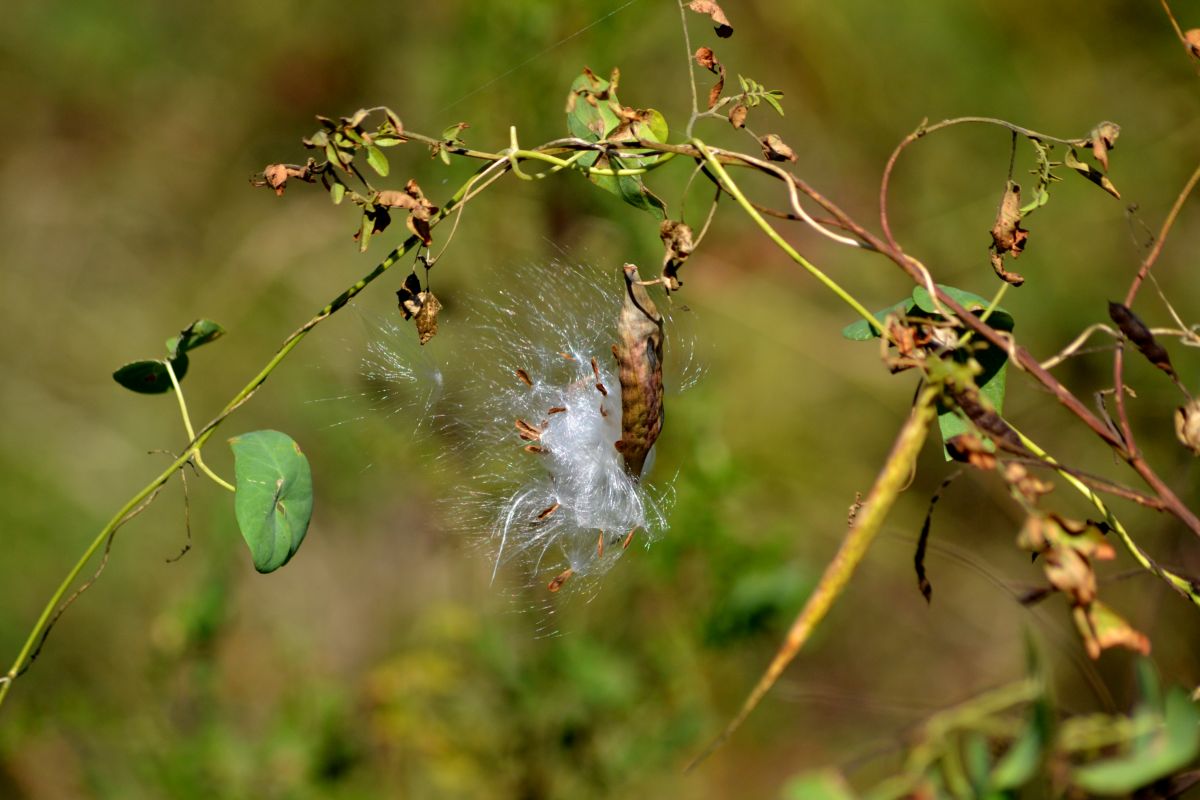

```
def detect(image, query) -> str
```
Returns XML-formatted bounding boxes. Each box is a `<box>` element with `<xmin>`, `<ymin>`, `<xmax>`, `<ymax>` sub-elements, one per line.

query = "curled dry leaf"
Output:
<box><xmin>694</xmin><ymin>47</ymin><xmax>725</xmax><ymax>109</ymax></box>
<box><xmin>1185</xmin><ymin>29</ymin><xmax>1200</xmax><ymax>60</ymax></box>
<box><xmin>1107</xmin><ymin>301</ymin><xmax>1176</xmax><ymax>378</ymax></box>
<box><xmin>1087</xmin><ymin>121</ymin><xmax>1120</xmax><ymax>172</ymax></box>
<box><xmin>729</xmin><ymin>103</ymin><xmax>748</xmax><ymax>128</ymax></box>
<box><xmin>686</xmin><ymin>0</ymin><xmax>733</xmax><ymax>37</ymax></box>
<box><xmin>414</xmin><ymin>291</ymin><xmax>442</xmax><ymax>345</ymax></box>
<box><xmin>659</xmin><ymin>219</ymin><xmax>694</xmax><ymax>292</ymax></box>
<box><xmin>1003</xmin><ymin>462</ymin><xmax>1054</xmax><ymax>505</ymax></box>
<box><xmin>945</xmin><ymin>433</ymin><xmax>996</xmax><ymax>470</ymax></box>
<box><xmin>1064</xmin><ymin>148</ymin><xmax>1121</xmax><ymax>199</ymax></box>
<box><xmin>1176</xmin><ymin>398</ymin><xmax>1200</xmax><ymax>455</ymax></box>
<box><xmin>257</xmin><ymin>163</ymin><xmax>313</xmax><ymax>197</ymax></box>
<box><xmin>376</xmin><ymin>179</ymin><xmax>439</xmax><ymax>248</ymax></box>
<box><xmin>1073</xmin><ymin>601</ymin><xmax>1151</xmax><ymax>660</ymax></box>
<box><xmin>989</xmin><ymin>180</ymin><xmax>1028</xmax><ymax>286</ymax></box>
<box><xmin>396</xmin><ymin>273</ymin><xmax>442</xmax><ymax>345</ymax></box>
<box><xmin>759</xmin><ymin>133</ymin><xmax>797</xmax><ymax>162</ymax></box>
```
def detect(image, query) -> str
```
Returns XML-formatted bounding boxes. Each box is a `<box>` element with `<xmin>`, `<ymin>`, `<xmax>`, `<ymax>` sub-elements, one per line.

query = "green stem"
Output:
<box><xmin>957</xmin><ymin>282</ymin><xmax>1009</xmax><ymax>348</ymax></box>
<box><xmin>691</xmin><ymin>138</ymin><xmax>884</xmax><ymax>335</ymax></box>
<box><xmin>0</xmin><ymin>164</ymin><xmax>493</xmax><ymax>713</ymax></box>
<box><xmin>164</xmin><ymin>359</ymin><xmax>234</xmax><ymax>492</ymax></box>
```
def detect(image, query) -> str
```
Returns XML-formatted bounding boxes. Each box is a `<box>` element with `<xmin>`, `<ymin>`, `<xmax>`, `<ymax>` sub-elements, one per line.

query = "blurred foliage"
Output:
<box><xmin>1</xmin><ymin>0</ymin><xmax>1200</xmax><ymax>797</ymax></box>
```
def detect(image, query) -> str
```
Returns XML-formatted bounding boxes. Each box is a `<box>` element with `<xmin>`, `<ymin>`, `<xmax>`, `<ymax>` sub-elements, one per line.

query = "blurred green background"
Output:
<box><xmin>2</xmin><ymin>1</ymin><xmax>1199</xmax><ymax>797</ymax></box>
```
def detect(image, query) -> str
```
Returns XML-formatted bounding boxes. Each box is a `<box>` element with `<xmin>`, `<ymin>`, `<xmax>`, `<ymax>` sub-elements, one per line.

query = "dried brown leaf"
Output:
<box><xmin>990</xmin><ymin>181</ymin><xmax>1028</xmax><ymax>256</ymax></box>
<box><xmin>1185</xmin><ymin>29</ymin><xmax>1200</xmax><ymax>60</ymax></box>
<box><xmin>759</xmin><ymin>133</ymin><xmax>796</xmax><ymax>162</ymax></box>
<box><xmin>687</xmin><ymin>0</ymin><xmax>733</xmax><ymax>37</ymax></box>
<box><xmin>694</xmin><ymin>47</ymin><xmax>725</xmax><ymax>109</ymax></box>
<box><xmin>729</xmin><ymin>104</ymin><xmax>748</xmax><ymax>129</ymax></box>
<box><xmin>945</xmin><ymin>433</ymin><xmax>996</xmax><ymax>470</ymax></box>
<box><xmin>659</xmin><ymin>219</ymin><xmax>695</xmax><ymax>292</ymax></box>
<box><xmin>1176</xmin><ymin>398</ymin><xmax>1200</xmax><ymax>455</ymax></box>
<box><xmin>1088</xmin><ymin>121</ymin><xmax>1120</xmax><ymax>172</ymax></box>
<box><xmin>1074</xmin><ymin>601</ymin><xmax>1151</xmax><ymax>660</ymax></box>
<box><xmin>414</xmin><ymin>291</ymin><xmax>441</xmax><ymax>345</ymax></box>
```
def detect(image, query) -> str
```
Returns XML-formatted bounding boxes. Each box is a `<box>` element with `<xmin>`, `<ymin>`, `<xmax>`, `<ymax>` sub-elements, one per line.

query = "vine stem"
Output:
<box><xmin>687</xmin><ymin>384</ymin><xmax>939</xmax><ymax>771</ymax></box>
<box><xmin>0</xmin><ymin>163</ymin><xmax>499</xmax><ymax>713</ymax></box>
<box><xmin>692</xmin><ymin>138</ymin><xmax>884</xmax><ymax>335</ymax></box>
<box><xmin>164</xmin><ymin>359</ymin><xmax>234</xmax><ymax>492</ymax></box>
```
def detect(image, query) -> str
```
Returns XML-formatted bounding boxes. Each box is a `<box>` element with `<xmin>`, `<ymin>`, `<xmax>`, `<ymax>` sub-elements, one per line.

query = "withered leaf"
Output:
<box><xmin>1107</xmin><ymin>301</ymin><xmax>1176</xmax><ymax>378</ymax></box>
<box><xmin>1185</xmin><ymin>29</ymin><xmax>1200</xmax><ymax>60</ymax></box>
<box><xmin>376</xmin><ymin>180</ymin><xmax>438</xmax><ymax>248</ymax></box>
<box><xmin>990</xmin><ymin>181</ymin><xmax>1028</xmax><ymax>256</ymax></box>
<box><xmin>1175</xmin><ymin>398</ymin><xmax>1200</xmax><ymax>455</ymax></box>
<box><xmin>687</xmin><ymin>0</ymin><xmax>733</xmax><ymax>37</ymax></box>
<box><xmin>257</xmin><ymin>163</ymin><xmax>313</xmax><ymax>197</ymax></box>
<box><xmin>1064</xmin><ymin>148</ymin><xmax>1121</xmax><ymax>199</ymax></box>
<box><xmin>694</xmin><ymin>47</ymin><xmax>725</xmax><ymax>109</ymax></box>
<box><xmin>729</xmin><ymin>103</ymin><xmax>748</xmax><ymax>128</ymax></box>
<box><xmin>1087</xmin><ymin>121</ymin><xmax>1120</xmax><ymax>172</ymax></box>
<box><xmin>945</xmin><ymin>433</ymin><xmax>996</xmax><ymax>470</ymax></box>
<box><xmin>396</xmin><ymin>272</ymin><xmax>424</xmax><ymax>320</ymax></box>
<box><xmin>414</xmin><ymin>291</ymin><xmax>441</xmax><ymax>345</ymax></box>
<box><xmin>988</xmin><ymin>181</ymin><xmax>1028</xmax><ymax>286</ymax></box>
<box><xmin>759</xmin><ymin>133</ymin><xmax>796</xmax><ymax>162</ymax></box>
<box><xmin>1073</xmin><ymin>601</ymin><xmax>1150</xmax><ymax>660</ymax></box>
<box><xmin>659</xmin><ymin>219</ymin><xmax>694</xmax><ymax>292</ymax></box>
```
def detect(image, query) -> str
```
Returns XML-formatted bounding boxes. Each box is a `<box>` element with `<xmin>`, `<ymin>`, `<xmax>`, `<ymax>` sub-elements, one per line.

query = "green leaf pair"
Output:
<box><xmin>113</xmin><ymin>318</ymin><xmax>226</xmax><ymax>395</ymax></box>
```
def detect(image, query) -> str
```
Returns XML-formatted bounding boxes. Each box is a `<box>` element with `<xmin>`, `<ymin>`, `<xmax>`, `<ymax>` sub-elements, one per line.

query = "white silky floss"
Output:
<box><xmin>363</xmin><ymin>261</ymin><xmax>686</xmax><ymax>595</ymax></box>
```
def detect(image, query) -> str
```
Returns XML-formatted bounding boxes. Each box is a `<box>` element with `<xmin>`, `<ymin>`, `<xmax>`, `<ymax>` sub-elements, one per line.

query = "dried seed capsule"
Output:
<box><xmin>612</xmin><ymin>264</ymin><xmax>664</xmax><ymax>478</ymax></box>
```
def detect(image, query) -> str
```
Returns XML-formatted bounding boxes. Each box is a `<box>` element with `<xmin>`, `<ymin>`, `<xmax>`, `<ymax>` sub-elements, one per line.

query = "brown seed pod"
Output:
<box><xmin>612</xmin><ymin>264</ymin><xmax>665</xmax><ymax>479</ymax></box>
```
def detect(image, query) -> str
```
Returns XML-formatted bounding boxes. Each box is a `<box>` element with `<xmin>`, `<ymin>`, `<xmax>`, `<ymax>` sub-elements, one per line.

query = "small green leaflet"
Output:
<box><xmin>230</xmin><ymin>430</ymin><xmax>314</xmax><ymax>573</ymax></box>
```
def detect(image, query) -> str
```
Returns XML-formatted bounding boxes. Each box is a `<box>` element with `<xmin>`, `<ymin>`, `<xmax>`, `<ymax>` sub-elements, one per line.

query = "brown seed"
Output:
<box><xmin>591</xmin><ymin>357</ymin><xmax>601</xmax><ymax>380</ymax></box>
<box><xmin>515</xmin><ymin>418</ymin><xmax>542</xmax><ymax>441</ymax></box>
<box><xmin>547</xmin><ymin>567</ymin><xmax>573</xmax><ymax>593</ymax></box>
<box><xmin>622</xmin><ymin>527</ymin><xmax>639</xmax><ymax>549</ymax></box>
<box><xmin>560</xmin><ymin>351</ymin><xmax>575</xmax><ymax>361</ymax></box>
<box><xmin>523</xmin><ymin>444</ymin><xmax>545</xmax><ymax>455</ymax></box>
<box><xmin>597</xmin><ymin>532</ymin><xmax>605</xmax><ymax>557</ymax></box>
<box><xmin>515</xmin><ymin>368</ymin><xmax>533</xmax><ymax>387</ymax></box>
<box><xmin>547</xmin><ymin>406</ymin><xmax>567</xmax><ymax>415</ymax></box>
<box><xmin>595</xmin><ymin>382</ymin><xmax>608</xmax><ymax>397</ymax></box>
<box><xmin>536</xmin><ymin>502</ymin><xmax>560</xmax><ymax>520</ymax></box>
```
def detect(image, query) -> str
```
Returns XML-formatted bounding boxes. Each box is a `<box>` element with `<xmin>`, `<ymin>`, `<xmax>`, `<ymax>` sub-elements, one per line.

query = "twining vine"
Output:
<box><xmin>4</xmin><ymin>0</ymin><xmax>1200</xmax><ymax>793</ymax></box>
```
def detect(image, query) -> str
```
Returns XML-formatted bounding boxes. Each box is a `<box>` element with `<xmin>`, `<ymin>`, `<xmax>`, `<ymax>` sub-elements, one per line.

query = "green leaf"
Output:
<box><xmin>329</xmin><ymin>181</ymin><xmax>346</xmax><ymax>205</ymax></box>
<box><xmin>911</xmin><ymin>285</ymin><xmax>1014</xmax><ymax>332</ymax></box>
<box><xmin>166</xmin><ymin>319</ymin><xmax>225</xmax><ymax>358</ymax></box>
<box><xmin>229</xmin><ymin>430</ymin><xmax>314</xmax><ymax>574</ymax></box>
<box><xmin>840</xmin><ymin>298</ymin><xmax>913</xmax><ymax>341</ymax></box>
<box><xmin>113</xmin><ymin>355</ymin><xmax>189</xmax><ymax>394</ymax></box>
<box><xmin>365</xmin><ymin>144</ymin><xmax>389</xmax><ymax>177</ymax></box>
<box><xmin>358</xmin><ymin>208</ymin><xmax>374</xmax><ymax>253</ymax></box>
<box><xmin>636</xmin><ymin>108</ymin><xmax>669</xmax><ymax>144</ymax></box>
<box><xmin>782</xmin><ymin>770</ymin><xmax>857</xmax><ymax>800</ymax></box>
<box><xmin>1072</xmin><ymin>688</ymin><xmax>1200</xmax><ymax>795</ymax></box>
<box><xmin>566</xmin><ymin>71</ymin><xmax>621</xmax><ymax>142</ymax></box>
<box><xmin>991</xmin><ymin>698</ymin><xmax>1051</xmax><ymax>789</ymax></box>
<box><xmin>763</xmin><ymin>92</ymin><xmax>785</xmax><ymax>116</ymax></box>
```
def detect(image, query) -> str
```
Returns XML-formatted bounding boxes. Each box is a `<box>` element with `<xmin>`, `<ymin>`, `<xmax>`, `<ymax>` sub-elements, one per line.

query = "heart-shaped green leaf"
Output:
<box><xmin>230</xmin><ymin>430</ymin><xmax>314</xmax><ymax>573</ymax></box>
